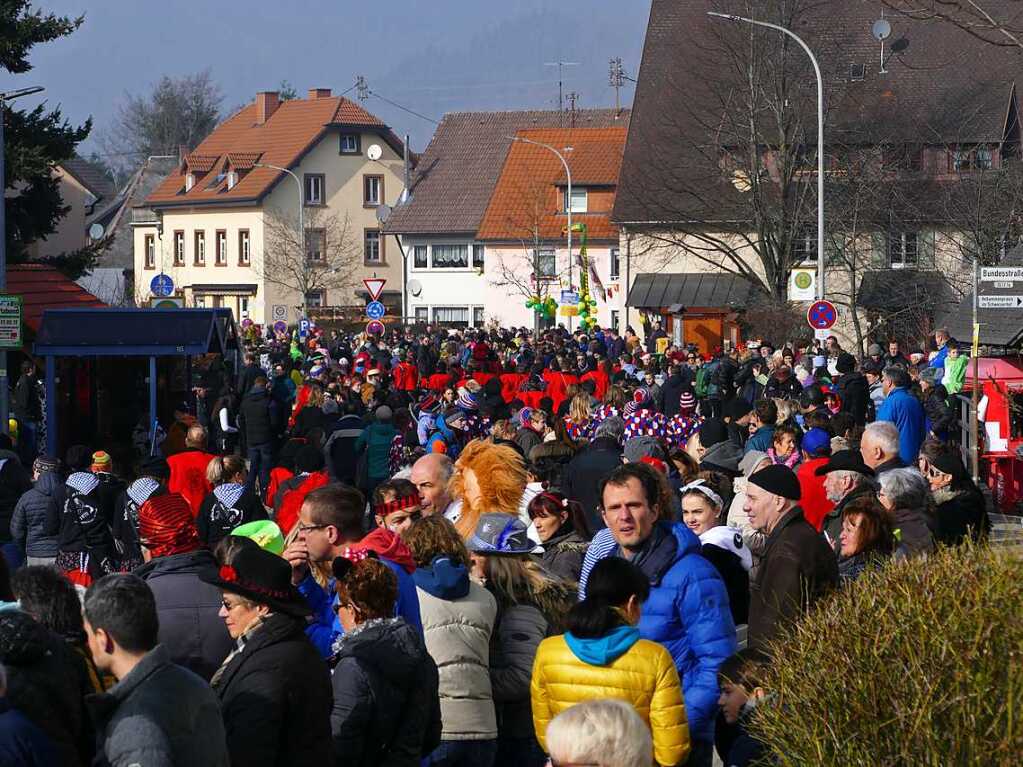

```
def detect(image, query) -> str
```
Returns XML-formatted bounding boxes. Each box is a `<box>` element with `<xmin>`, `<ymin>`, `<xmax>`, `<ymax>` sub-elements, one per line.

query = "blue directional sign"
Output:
<box><xmin>807</xmin><ymin>300</ymin><xmax>838</xmax><ymax>330</ymax></box>
<box><xmin>150</xmin><ymin>273</ymin><xmax>174</xmax><ymax>297</ymax></box>
<box><xmin>366</xmin><ymin>300</ymin><xmax>386</xmax><ymax>320</ymax></box>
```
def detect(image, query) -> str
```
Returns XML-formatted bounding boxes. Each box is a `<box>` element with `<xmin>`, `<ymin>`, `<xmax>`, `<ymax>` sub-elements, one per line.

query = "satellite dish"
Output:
<box><xmin>367</xmin><ymin>144</ymin><xmax>383</xmax><ymax>161</ymax></box>
<box><xmin>872</xmin><ymin>18</ymin><xmax>892</xmax><ymax>41</ymax></box>
<box><xmin>88</xmin><ymin>223</ymin><xmax>105</xmax><ymax>240</ymax></box>
<box><xmin>408</xmin><ymin>279</ymin><xmax>423</xmax><ymax>297</ymax></box>
<box><xmin>375</xmin><ymin>203</ymin><xmax>392</xmax><ymax>224</ymax></box>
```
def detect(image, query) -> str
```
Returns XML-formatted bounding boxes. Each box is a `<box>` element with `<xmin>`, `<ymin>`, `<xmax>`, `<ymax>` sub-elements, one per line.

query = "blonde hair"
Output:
<box><xmin>206</xmin><ymin>454</ymin><xmax>247</xmax><ymax>485</ymax></box>
<box><xmin>545</xmin><ymin>699</ymin><xmax>653</xmax><ymax>767</ymax></box>
<box><xmin>569</xmin><ymin>393</ymin><xmax>591</xmax><ymax>423</ymax></box>
<box><xmin>451</xmin><ymin>440</ymin><xmax>527</xmax><ymax>539</ymax></box>
<box><xmin>773</xmin><ymin>398</ymin><xmax>795</xmax><ymax>424</ymax></box>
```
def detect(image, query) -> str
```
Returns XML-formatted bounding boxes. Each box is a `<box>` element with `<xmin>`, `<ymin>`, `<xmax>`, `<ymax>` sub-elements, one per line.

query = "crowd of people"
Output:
<box><xmin>0</xmin><ymin>319</ymin><xmax>994</xmax><ymax>766</ymax></box>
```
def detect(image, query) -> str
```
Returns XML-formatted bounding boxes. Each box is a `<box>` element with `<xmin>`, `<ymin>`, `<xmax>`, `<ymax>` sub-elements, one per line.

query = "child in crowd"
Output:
<box><xmin>767</xmin><ymin>424</ymin><xmax>800</xmax><ymax>470</ymax></box>
<box><xmin>716</xmin><ymin>649</ymin><xmax>769</xmax><ymax>767</ymax></box>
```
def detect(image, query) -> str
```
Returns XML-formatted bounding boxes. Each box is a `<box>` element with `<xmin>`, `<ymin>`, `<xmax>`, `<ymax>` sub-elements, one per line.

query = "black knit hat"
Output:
<box><xmin>747</xmin><ymin>464</ymin><xmax>801</xmax><ymax>501</ymax></box>
<box><xmin>836</xmin><ymin>352</ymin><xmax>857</xmax><ymax>374</ymax></box>
<box><xmin>723</xmin><ymin>398</ymin><xmax>753</xmax><ymax>421</ymax></box>
<box><xmin>699</xmin><ymin>418</ymin><xmax>729</xmax><ymax>449</ymax></box>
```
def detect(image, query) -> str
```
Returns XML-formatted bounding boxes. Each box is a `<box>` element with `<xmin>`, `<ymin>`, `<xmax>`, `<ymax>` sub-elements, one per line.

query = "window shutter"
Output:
<box><xmin>919</xmin><ymin>230</ymin><xmax>936</xmax><ymax>268</ymax></box>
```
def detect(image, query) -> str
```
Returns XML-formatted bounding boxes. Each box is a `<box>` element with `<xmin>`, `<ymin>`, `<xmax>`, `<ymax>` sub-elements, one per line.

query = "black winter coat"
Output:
<box><xmin>540</xmin><ymin>528</ymin><xmax>589</xmax><ymax>582</ymax></box>
<box><xmin>136</xmin><ymin>548</ymin><xmax>233</xmax><ymax>681</ymax></box>
<box><xmin>561</xmin><ymin>437</ymin><xmax>623</xmax><ymax>534</ymax></box>
<box><xmin>0</xmin><ymin>611</ymin><xmax>94</xmax><ymax>766</ymax></box>
<box><xmin>239</xmin><ymin>386</ymin><xmax>274</xmax><ymax>447</ymax></box>
<box><xmin>924</xmin><ymin>390</ymin><xmax>957</xmax><ymax>439</ymax></box>
<box><xmin>661</xmin><ymin>372</ymin><xmax>689</xmax><ymax>419</ymax></box>
<box><xmin>933</xmin><ymin>484</ymin><xmax>990</xmax><ymax>546</ymax></box>
<box><xmin>197</xmin><ymin>486</ymin><xmax>267</xmax><ymax>549</ymax></box>
<box><xmin>836</xmin><ymin>371</ymin><xmax>870</xmax><ymax>426</ymax></box>
<box><xmin>0</xmin><ymin>451</ymin><xmax>32</xmax><ymax>544</ymax></box>
<box><xmin>748</xmin><ymin>507</ymin><xmax>839</xmax><ymax>651</ymax></box>
<box><xmin>58</xmin><ymin>483</ymin><xmax>119</xmax><ymax>577</ymax></box>
<box><xmin>10</xmin><ymin>470</ymin><xmax>63</xmax><ymax>557</ymax></box>
<box><xmin>764</xmin><ymin>373</ymin><xmax>802</xmax><ymax>401</ymax></box>
<box><xmin>212</xmin><ymin>612</ymin><xmax>332</xmax><ymax>767</ymax></box>
<box><xmin>330</xmin><ymin>618</ymin><xmax>441</xmax><ymax>767</ymax></box>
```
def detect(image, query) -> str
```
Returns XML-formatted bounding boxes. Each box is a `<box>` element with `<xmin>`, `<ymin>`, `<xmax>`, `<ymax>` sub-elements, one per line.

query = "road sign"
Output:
<box><xmin>981</xmin><ymin>267</ymin><xmax>1023</xmax><ymax>282</ymax></box>
<box><xmin>150</xmin><ymin>273</ymin><xmax>174</xmax><ymax>297</ymax></box>
<box><xmin>560</xmin><ymin>290</ymin><xmax>580</xmax><ymax>305</ymax></box>
<box><xmin>0</xmin><ymin>295</ymin><xmax>23</xmax><ymax>349</ymax></box>
<box><xmin>150</xmin><ymin>297</ymin><xmax>183</xmax><ymax>309</ymax></box>
<box><xmin>789</xmin><ymin>268</ymin><xmax>816</xmax><ymax>301</ymax></box>
<box><xmin>271</xmin><ymin>304</ymin><xmax>288</xmax><ymax>322</ymax></box>
<box><xmin>807</xmin><ymin>299</ymin><xmax>838</xmax><ymax>330</ymax></box>
<box><xmin>366</xmin><ymin>300</ymin><xmax>386</xmax><ymax>320</ymax></box>
<box><xmin>298</xmin><ymin>318</ymin><xmax>311</xmax><ymax>338</ymax></box>
<box><xmin>364</xmin><ymin>278</ymin><xmax>387</xmax><ymax>302</ymax></box>
<box><xmin>273</xmin><ymin>320</ymin><xmax>287</xmax><ymax>334</ymax></box>
<box><xmin>366</xmin><ymin>320</ymin><xmax>385</xmax><ymax>336</ymax></box>
<box><xmin>814</xmin><ymin>328</ymin><xmax>831</xmax><ymax>341</ymax></box>
<box><xmin>979</xmin><ymin>295</ymin><xmax>1023</xmax><ymax>309</ymax></box>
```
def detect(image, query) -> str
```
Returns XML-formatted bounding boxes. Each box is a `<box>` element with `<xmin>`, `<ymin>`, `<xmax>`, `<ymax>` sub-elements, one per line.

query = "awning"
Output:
<box><xmin>34</xmin><ymin>307</ymin><xmax>239</xmax><ymax>356</ymax></box>
<box><xmin>627</xmin><ymin>273</ymin><xmax>754</xmax><ymax>310</ymax></box>
<box><xmin>857</xmin><ymin>270</ymin><xmax>949</xmax><ymax>310</ymax></box>
<box><xmin>188</xmin><ymin>283</ymin><xmax>258</xmax><ymax>296</ymax></box>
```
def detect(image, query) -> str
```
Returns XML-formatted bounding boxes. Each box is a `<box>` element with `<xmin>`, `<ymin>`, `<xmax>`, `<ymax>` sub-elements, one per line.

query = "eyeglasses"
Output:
<box><xmin>221</xmin><ymin>599</ymin><xmax>246</xmax><ymax>611</ymax></box>
<box><xmin>332</xmin><ymin>601</ymin><xmax>353</xmax><ymax>615</ymax></box>
<box><xmin>296</xmin><ymin>522</ymin><xmax>328</xmax><ymax>534</ymax></box>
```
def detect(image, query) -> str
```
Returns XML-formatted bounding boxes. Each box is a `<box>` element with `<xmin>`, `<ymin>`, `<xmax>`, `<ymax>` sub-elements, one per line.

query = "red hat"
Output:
<box><xmin>138</xmin><ymin>493</ymin><xmax>200</xmax><ymax>558</ymax></box>
<box><xmin>640</xmin><ymin>455</ymin><xmax>667</xmax><ymax>474</ymax></box>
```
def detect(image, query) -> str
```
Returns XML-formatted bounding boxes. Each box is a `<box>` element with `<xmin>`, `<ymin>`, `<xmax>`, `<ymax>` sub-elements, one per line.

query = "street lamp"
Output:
<box><xmin>0</xmin><ymin>85</ymin><xmax>45</xmax><ymax>436</ymax></box>
<box><xmin>708</xmin><ymin>12</ymin><xmax>826</xmax><ymax>302</ymax></box>
<box><xmin>507</xmin><ymin>136</ymin><xmax>575</xmax><ymax>331</ymax></box>
<box><xmin>255</xmin><ymin>162</ymin><xmax>306</xmax><ymax>315</ymax></box>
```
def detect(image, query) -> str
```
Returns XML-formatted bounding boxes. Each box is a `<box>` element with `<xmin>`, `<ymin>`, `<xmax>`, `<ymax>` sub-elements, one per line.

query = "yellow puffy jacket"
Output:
<box><xmin>530</xmin><ymin>631</ymin><xmax>690</xmax><ymax>767</ymax></box>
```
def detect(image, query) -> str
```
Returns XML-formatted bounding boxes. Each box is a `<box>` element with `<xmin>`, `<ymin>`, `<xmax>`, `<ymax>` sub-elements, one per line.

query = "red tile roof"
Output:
<box><xmin>6</xmin><ymin>264</ymin><xmax>106</xmax><ymax>337</ymax></box>
<box><xmin>146</xmin><ymin>94</ymin><xmax>400</xmax><ymax>207</ymax></box>
<box><xmin>476</xmin><ymin>126</ymin><xmax>627</xmax><ymax>242</ymax></box>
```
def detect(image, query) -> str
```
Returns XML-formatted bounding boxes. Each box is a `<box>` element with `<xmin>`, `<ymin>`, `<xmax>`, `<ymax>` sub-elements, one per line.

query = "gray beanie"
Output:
<box><xmin>375</xmin><ymin>405</ymin><xmax>393</xmax><ymax>422</ymax></box>
<box><xmin>623</xmin><ymin>435</ymin><xmax>664</xmax><ymax>463</ymax></box>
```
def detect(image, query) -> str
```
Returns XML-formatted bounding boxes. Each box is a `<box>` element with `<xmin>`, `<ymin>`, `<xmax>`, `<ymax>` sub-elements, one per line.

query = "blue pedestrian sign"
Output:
<box><xmin>150</xmin><ymin>273</ymin><xmax>174</xmax><ymax>298</ymax></box>
<box><xmin>807</xmin><ymin>300</ymin><xmax>838</xmax><ymax>330</ymax></box>
<box><xmin>366</xmin><ymin>300</ymin><xmax>386</xmax><ymax>320</ymax></box>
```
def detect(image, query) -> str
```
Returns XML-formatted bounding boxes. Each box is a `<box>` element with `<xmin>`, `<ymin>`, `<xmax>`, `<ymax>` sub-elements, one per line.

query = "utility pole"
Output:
<box><xmin>565</xmin><ymin>92</ymin><xmax>579</xmax><ymax>127</ymax></box>
<box><xmin>355</xmin><ymin>75</ymin><xmax>369</xmax><ymax>101</ymax></box>
<box><xmin>255</xmin><ymin>162</ymin><xmax>305</xmax><ymax>316</ymax></box>
<box><xmin>544</xmin><ymin>61</ymin><xmax>578</xmax><ymax>111</ymax></box>
<box><xmin>609</xmin><ymin>57</ymin><xmax>626</xmax><ymax>114</ymax></box>
<box><xmin>0</xmin><ymin>86</ymin><xmax>44</xmax><ymax>437</ymax></box>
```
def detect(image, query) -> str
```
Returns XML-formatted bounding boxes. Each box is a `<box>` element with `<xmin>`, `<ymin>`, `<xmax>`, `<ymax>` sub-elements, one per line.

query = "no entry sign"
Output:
<box><xmin>807</xmin><ymin>300</ymin><xmax>838</xmax><ymax>330</ymax></box>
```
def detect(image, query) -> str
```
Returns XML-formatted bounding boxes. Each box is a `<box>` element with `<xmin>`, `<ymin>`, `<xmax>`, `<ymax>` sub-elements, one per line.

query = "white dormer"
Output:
<box><xmin>185</xmin><ymin>173</ymin><xmax>195</xmax><ymax>192</ymax></box>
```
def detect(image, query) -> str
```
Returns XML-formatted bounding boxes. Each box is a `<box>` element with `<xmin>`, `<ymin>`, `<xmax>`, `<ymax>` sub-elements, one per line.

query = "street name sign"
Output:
<box><xmin>981</xmin><ymin>267</ymin><xmax>1023</xmax><ymax>282</ymax></box>
<box><xmin>978</xmin><ymin>295</ymin><xmax>1023</xmax><ymax>309</ymax></box>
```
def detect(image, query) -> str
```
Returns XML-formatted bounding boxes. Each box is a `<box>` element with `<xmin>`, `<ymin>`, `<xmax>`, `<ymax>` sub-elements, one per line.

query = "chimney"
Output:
<box><xmin>178</xmin><ymin>144</ymin><xmax>189</xmax><ymax>163</ymax></box>
<box><xmin>255</xmin><ymin>91</ymin><xmax>281</xmax><ymax>124</ymax></box>
<box><xmin>308</xmin><ymin>88</ymin><xmax>332</xmax><ymax>100</ymax></box>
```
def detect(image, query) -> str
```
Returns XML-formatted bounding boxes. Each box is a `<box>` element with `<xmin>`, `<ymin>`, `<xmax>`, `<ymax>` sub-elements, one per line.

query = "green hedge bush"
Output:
<box><xmin>751</xmin><ymin>545</ymin><xmax>1022</xmax><ymax>765</ymax></box>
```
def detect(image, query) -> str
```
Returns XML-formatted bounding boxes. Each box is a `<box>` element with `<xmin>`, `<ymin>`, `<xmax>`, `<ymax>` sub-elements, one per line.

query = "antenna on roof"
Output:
<box><xmin>566</xmin><ymin>92</ymin><xmax>579</xmax><ymax>127</ymax></box>
<box><xmin>355</xmin><ymin>75</ymin><xmax>369</xmax><ymax>101</ymax></box>
<box><xmin>544</xmin><ymin>61</ymin><xmax>579</xmax><ymax>111</ymax></box>
<box><xmin>609</xmin><ymin>57</ymin><xmax>626</xmax><ymax>114</ymax></box>
<box><xmin>872</xmin><ymin>12</ymin><xmax>892</xmax><ymax>74</ymax></box>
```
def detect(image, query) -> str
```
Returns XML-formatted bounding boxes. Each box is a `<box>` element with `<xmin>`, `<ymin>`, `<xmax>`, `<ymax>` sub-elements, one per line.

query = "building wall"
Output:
<box><xmin>132</xmin><ymin>128</ymin><xmax>406</xmax><ymax>325</ymax></box>
<box><xmin>28</xmin><ymin>167</ymin><xmax>93</xmax><ymax>260</ymax></box>
<box><xmin>401</xmin><ymin>236</ymin><xmax>622</xmax><ymax>330</ymax></box>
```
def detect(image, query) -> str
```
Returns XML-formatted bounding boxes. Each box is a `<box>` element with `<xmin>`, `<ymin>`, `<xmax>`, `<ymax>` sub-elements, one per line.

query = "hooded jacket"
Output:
<box><xmin>836</xmin><ymin>371</ymin><xmax>870</xmax><ymax>426</ymax></box>
<box><xmin>212</xmin><ymin>613</ymin><xmax>332</xmax><ymax>767</ymax></box>
<box><xmin>135</xmin><ymin>548</ymin><xmax>233</xmax><ymax>681</ymax></box>
<box><xmin>239</xmin><ymin>385</ymin><xmax>274</xmax><ymax>447</ymax></box>
<box><xmin>167</xmin><ymin>449</ymin><xmax>215</xmax><ymax>518</ymax></box>
<box><xmin>58</xmin><ymin>474</ymin><xmax>119</xmax><ymax>577</ymax></box>
<box><xmin>356</xmin><ymin>421</ymin><xmax>398</xmax><ymax>480</ymax></box>
<box><xmin>576</xmin><ymin>522</ymin><xmax>737</xmax><ymax>743</ymax></box>
<box><xmin>0</xmin><ymin>610</ymin><xmax>93</xmax><ymax>766</ymax></box>
<box><xmin>330</xmin><ymin>617</ymin><xmax>441</xmax><ymax>767</ymax></box>
<box><xmin>540</xmin><ymin>528</ymin><xmax>589</xmax><ymax>582</ymax></box>
<box><xmin>88</xmin><ymin>644</ymin><xmax>228</xmax><ymax>767</ymax></box>
<box><xmin>197</xmin><ymin>484</ymin><xmax>267</xmax><ymax>549</ymax></box>
<box><xmin>11</xmin><ymin>470</ymin><xmax>64</xmax><ymax>557</ymax></box>
<box><xmin>531</xmin><ymin>626</ymin><xmax>689</xmax><ymax>767</ymax></box>
<box><xmin>0</xmin><ymin>451</ymin><xmax>32</xmax><ymax>544</ymax></box>
<box><xmin>413</xmin><ymin>556</ymin><xmax>498</xmax><ymax>741</ymax></box>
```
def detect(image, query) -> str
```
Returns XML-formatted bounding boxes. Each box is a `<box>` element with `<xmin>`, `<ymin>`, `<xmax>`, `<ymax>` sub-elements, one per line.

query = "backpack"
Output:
<box><xmin>695</xmin><ymin>367</ymin><xmax>710</xmax><ymax>398</ymax></box>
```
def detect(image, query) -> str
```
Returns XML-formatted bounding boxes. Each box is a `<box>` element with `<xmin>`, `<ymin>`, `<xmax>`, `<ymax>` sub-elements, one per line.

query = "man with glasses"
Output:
<box><xmin>283</xmin><ymin>484</ymin><xmax>422</xmax><ymax>658</ymax></box>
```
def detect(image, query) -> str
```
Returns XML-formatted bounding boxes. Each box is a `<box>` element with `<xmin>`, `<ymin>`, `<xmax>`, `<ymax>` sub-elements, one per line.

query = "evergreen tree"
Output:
<box><xmin>2</xmin><ymin>2</ymin><xmax>94</xmax><ymax>278</ymax></box>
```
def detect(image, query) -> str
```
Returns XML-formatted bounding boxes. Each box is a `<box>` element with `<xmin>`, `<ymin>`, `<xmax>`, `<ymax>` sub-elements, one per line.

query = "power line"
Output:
<box><xmin>367</xmin><ymin>89</ymin><xmax>440</xmax><ymax>125</ymax></box>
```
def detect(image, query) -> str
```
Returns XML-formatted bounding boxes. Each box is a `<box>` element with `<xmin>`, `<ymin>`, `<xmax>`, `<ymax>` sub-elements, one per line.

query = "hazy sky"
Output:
<box><xmin>8</xmin><ymin>0</ymin><xmax>651</xmax><ymax>158</ymax></box>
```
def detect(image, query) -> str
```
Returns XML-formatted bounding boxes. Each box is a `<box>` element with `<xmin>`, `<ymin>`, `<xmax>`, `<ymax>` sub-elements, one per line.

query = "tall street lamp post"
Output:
<box><xmin>0</xmin><ymin>85</ymin><xmax>45</xmax><ymax>436</ymax></box>
<box><xmin>255</xmin><ymin>162</ymin><xmax>306</xmax><ymax>315</ymax></box>
<box><xmin>508</xmin><ymin>136</ymin><xmax>575</xmax><ymax>331</ymax></box>
<box><xmin>708</xmin><ymin>12</ymin><xmax>826</xmax><ymax>302</ymax></box>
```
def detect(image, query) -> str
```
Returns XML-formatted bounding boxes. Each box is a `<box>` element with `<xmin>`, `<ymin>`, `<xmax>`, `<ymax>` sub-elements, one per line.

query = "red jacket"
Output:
<box><xmin>265</xmin><ymin>466</ymin><xmax>294</xmax><ymax>507</ymax></box>
<box><xmin>393</xmin><ymin>362</ymin><xmax>419</xmax><ymax>391</ymax></box>
<box><xmin>473</xmin><ymin>372</ymin><xmax>496</xmax><ymax>387</ymax></box>
<box><xmin>797</xmin><ymin>457</ymin><xmax>834</xmax><ymax>532</ymax></box>
<box><xmin>581</xmin><ymin>370</ymin><xmax>610</xmax><ymax>401</ymax></box>
<box><xmin>426</xmin><ymin>373</ymin><xmax>451</xmax><ymax>392</ymax></box>
<box><xmin>500</xmin><ymin>373</ymin><xmax>527</xmax><ymax>403</ymax></box>
<box><xmin>543</xmin><ymin>371</ymin><xmax>578</xmax><ymax>412</ymax></box>
<box><xmin>167</xmin><ymin>449</ymin><xmax>215</xmax><ymax>518</ymax></box>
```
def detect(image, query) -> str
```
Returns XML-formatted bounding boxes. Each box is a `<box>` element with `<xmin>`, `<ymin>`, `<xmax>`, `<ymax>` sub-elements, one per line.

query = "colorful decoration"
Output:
<box><xmin>568</xmin><ymin>222</ymin><xmax>598</xmax><ymax>330</ymax></box>
<box><xmin>525</xmin><ymin>295</ymin><xmax>558</xmax><ymax>320</ymax></box>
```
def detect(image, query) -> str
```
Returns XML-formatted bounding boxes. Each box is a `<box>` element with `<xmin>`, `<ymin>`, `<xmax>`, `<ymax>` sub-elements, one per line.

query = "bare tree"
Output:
<box><xmin>104</xmin><ymin>69</ymin><xmax>222</xmax><ymax>173</ymax></box>
<box><xmin>881</xmin><ymin>0</ymin><xmax>1023</xmax><ymax>49</ymax></box>
<box><xmin>259</xmin><ymin>207</ymin><xmax>363</xmax><ymax>314</ymax></box>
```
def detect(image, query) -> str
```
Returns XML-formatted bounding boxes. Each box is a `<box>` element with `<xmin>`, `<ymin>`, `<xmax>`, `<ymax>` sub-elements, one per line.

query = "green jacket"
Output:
<box><xmin>943</xmin><ymin>354</ymin><xmax>969</xmax><ymax>395</ymax></box>
<box><xmin>356</xmin><ymin>422</ymin><xmax>397</xmax><ymax>480</ymax></box>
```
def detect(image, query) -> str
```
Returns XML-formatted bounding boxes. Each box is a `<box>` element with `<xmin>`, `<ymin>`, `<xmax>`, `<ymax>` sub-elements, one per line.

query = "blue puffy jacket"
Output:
<box><xmin>876</xmin><ymin>386</ymin><xmax>926</xmax><ymax>464</ymax></box>
<box><xmin>578</xmin><ymin>522</ymin><xmax>737</xmax><ymax>743</ymax></box>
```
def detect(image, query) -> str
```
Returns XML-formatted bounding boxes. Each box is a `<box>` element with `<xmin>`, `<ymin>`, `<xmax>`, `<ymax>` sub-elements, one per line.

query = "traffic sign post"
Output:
<box><xmin>0</xmin><ymin>295</ymin><xmax>22</xmax><ymax>349</ymax></box>
<box><xmin>366</xmin><ymin>300</ymin><xmax>386</xmax><ymax>320</ymax></box>
<box><xmin>806</xmin><ymin>299</ymin><xmax>838</xmax><ymax>330</ymax></box>
<box><xmin>150</xmin><ymin>273</ymin><xmax>174</xmax><ymax>298</ymax></box>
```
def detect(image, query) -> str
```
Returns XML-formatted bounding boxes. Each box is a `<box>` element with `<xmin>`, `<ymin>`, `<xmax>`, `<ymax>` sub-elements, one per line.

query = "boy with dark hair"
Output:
<box><xmin>744</xmin><ymin>399</ymin><xmax>778</xmax><ymax>454</ymax></box>
<box><xmin>715</xmin><ymin>649</ymin><xmax>769</xmax><ymax>767</ymax></box>
<box><xmin>83</xmin><ymin>574</ymin><xmax>228</xmax><ymax>766</ymax></box>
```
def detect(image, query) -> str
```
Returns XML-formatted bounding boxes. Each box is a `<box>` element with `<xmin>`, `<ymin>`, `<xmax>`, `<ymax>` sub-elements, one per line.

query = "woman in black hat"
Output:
<box><xmin>918</xmin><ymin>441</ymin><xmax>990</xmax><ymax>546</ymax></box>
<box><xmin>203</xmin><ymin>545</ymin><xmax>332</xmax><ymax>767</ymax></box>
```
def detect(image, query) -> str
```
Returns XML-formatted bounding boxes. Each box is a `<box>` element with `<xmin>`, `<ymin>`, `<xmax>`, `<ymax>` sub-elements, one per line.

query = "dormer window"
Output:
<box><xmin>563</xmin><ymin>187</ymin><xmax>588</xmax><ymax>213</ymax></box>
<box><xmin>950</xmin><ymin>145</ymin><xmax>994</xmax><ymax>172</ymax></box>
<box><xmin>227</xmin><ymin>171</ymin><xmax>239</xmax><ymax>190</ymax></box>
<box><xmin>340</xmin><ymin>134</ymin><xmax>361</xmax><ymax>154</ymax></box>
<box><xmin>185</xmin><ymin>173</ymin><xmax>195</xmax><ymax>192</ymax></box>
